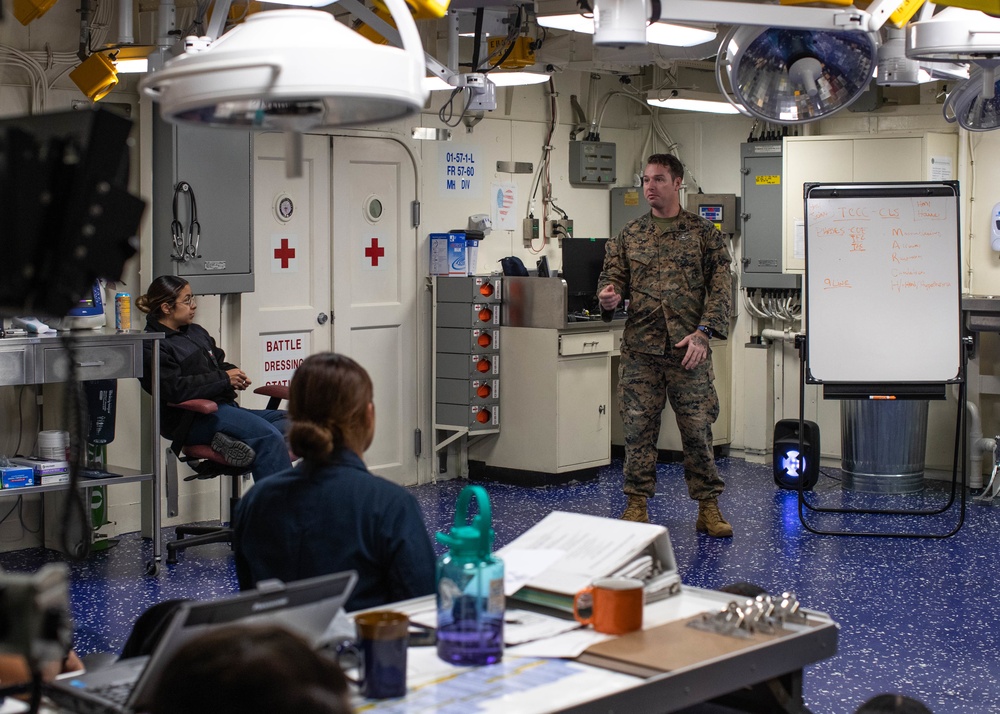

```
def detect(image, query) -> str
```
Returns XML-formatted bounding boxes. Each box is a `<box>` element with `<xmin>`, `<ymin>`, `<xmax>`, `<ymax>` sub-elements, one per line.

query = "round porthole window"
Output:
<box><xmin>274</xmin><ymin>193</ymin><xmax>294</xmax><ymax>223</ymax></box>
<box><xmin>365</xmin><ymin>196</ymin><xmax>383</xmax><ymax>223</ymax></box>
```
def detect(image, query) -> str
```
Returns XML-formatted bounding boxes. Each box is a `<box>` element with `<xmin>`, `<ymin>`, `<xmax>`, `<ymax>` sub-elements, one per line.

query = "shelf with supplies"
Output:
<box><xmin>0</xmin><ymin>328</ymin><xmax>163</xmax><ymax>574</ymax></box>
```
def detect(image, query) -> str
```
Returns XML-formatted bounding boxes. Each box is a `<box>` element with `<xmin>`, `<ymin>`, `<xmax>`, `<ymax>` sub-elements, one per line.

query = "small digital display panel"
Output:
<box><xmin>698</xmin><ymin>205</ymin><xmax>724</xmax><ymax>223</ymax></box>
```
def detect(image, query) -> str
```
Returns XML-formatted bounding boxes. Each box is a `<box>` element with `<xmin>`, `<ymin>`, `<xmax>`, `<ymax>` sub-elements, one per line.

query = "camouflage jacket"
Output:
<box><xmin>598</xmin><ymin>209</ymin><xmax>732</xmax><ymax>355</ymax></box>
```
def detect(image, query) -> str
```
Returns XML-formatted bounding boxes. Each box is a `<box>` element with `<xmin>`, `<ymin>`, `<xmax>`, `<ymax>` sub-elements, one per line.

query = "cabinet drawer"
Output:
<box><xmin>0</xmin><ymin>348</ymin><xmax>32</xmax><ymax>386</ymax></box>
<box><xmin>559</xmin><ymin>332</ymin><xmax>613</xmax><ymax>356</ymax></box>
<box><xmin>38</xmin><ymin>343</ymin><xmax>140</xmax><ymax>383</ymax></box>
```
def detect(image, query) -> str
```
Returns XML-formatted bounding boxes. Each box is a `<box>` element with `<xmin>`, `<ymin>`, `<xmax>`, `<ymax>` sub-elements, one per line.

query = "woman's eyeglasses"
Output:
<box><xmin>177</xmin><ymin>295</ymin><xmax>197</xmax><ymax>306</ymax></box>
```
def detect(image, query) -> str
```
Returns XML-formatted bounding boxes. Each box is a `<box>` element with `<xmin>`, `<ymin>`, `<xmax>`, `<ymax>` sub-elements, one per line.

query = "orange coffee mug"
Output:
<box><xmin>573</xmin><ymin>577</ymin><xmax>644</xmax><ymax>635</ymax></box>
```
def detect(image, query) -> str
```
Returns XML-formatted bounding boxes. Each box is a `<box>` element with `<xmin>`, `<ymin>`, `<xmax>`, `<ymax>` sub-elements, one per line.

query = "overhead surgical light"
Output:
<box><xmin>943</xmin><ymin>62</ymin><xmax>1000</xmax><ymax>131</ymax></box>
<box><xmin>717</xmin><ymin>26</ymin><xmax>878</xmax><ymax>124</ymax></box>
<box><xmin>906</xmin><ymin>7</ymin><xmax>1000</xmax><ymax>131</ymax></box>
<box><xmin>535</xmin><ymin>14</ymin><xmax>717</xmax><ymax>48</ymax></box>
<box><xmin>647</xmin><ymin>89</ymin><xmax>745</xmax><ymax>115</ymax></box>
<box><xmin>907</xmin><ymin>6</ymin><xmax>1000</xmax><ymax>62</ymax></box>
<box><xmin>877</xmin><ymin>27</ymin><xmax>968</xmax><ymax>86</ymax></box>
<box><xmin>140</xmin><ymin>2</ymin><xmax>427</xmax><ymax>131</ymax></box>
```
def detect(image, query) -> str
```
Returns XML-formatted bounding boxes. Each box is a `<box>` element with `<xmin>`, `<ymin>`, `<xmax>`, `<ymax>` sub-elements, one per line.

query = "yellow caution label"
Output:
<box><xmin>756</xmin><ymin>175</ymin><xmax>780</xmax><ymax>185</ymax></box>
<box><xmin>623</xmin><ymin>190</ymin><xmax>640</xmax><ymax>206</ymax></box>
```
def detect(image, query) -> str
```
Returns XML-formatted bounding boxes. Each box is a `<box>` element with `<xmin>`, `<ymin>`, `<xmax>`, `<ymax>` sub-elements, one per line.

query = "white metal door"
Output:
<box><xmin>332</xmin><ymin>138</ymin><xmax>420</xmax><ymax>485</ymax></box>
<box><xmin>242</xmin><ymin>131</ymin><xmax>332</xmax><ymax>404</ymax></box>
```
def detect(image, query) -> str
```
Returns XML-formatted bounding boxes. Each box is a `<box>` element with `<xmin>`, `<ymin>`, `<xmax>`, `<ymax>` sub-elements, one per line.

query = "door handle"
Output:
<box><xmin>317</xmin><ymin>312</ymin><xmax>329</xmax><ymax>325</ymax></box>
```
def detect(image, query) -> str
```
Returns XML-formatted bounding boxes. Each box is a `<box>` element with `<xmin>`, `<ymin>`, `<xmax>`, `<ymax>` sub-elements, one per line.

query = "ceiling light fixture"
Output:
<box><xmin>717</xmin><ymin>26</ymin><xmax>878</xmax><ymax>124</ymax></box>
<box><xmin>69</xmin><ymin>52</ymin><xmax>119</xmax><ymax>102</ymax></box>
<box><xmin>140</xmin><ymin>2</ymin><xmax>427</xmax><ymax>131</ymax></box>
<box><xmin>106</xmin><ymin>45</ymin><xmax>157</xmax><ymax>74</ymax></box>
<box><xmin>907</xmin><ymin>6</ymin><xmax>1000</xmax><ymax>62</ymax></box>
<box><xmin>906</xmin><ymin>7</ymin><xmax>1000</xmax><ymax>131</ymax></box>
<box><xmin>12</xmin><ymin>0</ymin><xmax>58</xmax><ymax>24</ymax></box>
<box><xmin>647</xmin><ymin>89</ymin><xmax>744</xmax><ymax>114</ymax></box>
<box><xmin>943</xmin><ymin>62</ymin><xmax>1000</xmax><ymax>131</ymax></box>
<box><xmin>877</xmin><ymin>27</ymin><xmax>969</xmax><ymax>86</ymax></box>
<box><xmin>535</xmin><ymin>14</ymin><xmax>716</xmax><ymax>48</ymax></box>
<box><xmin>424</xmin><ymin>71</ymin><xmax>549</xmax><ymax>92</ymax></box>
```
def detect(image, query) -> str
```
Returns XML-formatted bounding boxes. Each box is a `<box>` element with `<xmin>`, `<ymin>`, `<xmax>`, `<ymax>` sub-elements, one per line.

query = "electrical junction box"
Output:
<box><xmin>569</xmin><ymin>141</ymin><xmax>616</xmax><ymax>186</ymax></box>
<box><xmin>610</xmin><ymin>186</ymin><xmax>649</xmax><ymax>234</ymax></box>
<box><xmin>686</xmin><ymin>193</ymin><xmax>738</xmax><ymax>235</ymax></box>
<box><xmin>739</xmin><ymin>142</ymin><xmax>800</xmax><ymax>290</ymax></box>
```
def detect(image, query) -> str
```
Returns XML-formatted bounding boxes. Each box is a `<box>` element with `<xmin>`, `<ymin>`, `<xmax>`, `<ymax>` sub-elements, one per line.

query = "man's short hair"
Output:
<box><xmin>647</xmin><ymin>153</ymin><xmax>684</xmax><ymax>181</ymax></box>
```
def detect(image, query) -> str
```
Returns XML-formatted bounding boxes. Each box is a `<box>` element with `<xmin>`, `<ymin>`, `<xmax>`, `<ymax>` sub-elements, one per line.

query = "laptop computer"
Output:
<box><xmin>45</xmin><ymin>570</ymin><xmax>358</xmax><ymax>714</ymax></box>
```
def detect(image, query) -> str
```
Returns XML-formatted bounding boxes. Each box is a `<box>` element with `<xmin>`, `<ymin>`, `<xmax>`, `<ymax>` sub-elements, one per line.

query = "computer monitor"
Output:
<box><xmin>560</xmin><ymin>238</ymin><xmax>608</xmax><ymax>314</ymax></box>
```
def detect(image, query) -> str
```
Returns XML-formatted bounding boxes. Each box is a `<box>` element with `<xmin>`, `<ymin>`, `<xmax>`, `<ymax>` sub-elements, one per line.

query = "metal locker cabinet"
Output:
<box><xmin>151</xmin><ymin>114</ymin><xmax>254</xmax><ymax>294</ymax></box>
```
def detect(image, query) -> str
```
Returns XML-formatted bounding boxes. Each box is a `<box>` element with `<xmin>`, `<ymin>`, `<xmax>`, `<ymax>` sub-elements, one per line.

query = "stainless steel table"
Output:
<box><xmin>0</xmin><ymin>329</ymin><xmax>163</xmax><ymax>574</ymax></box>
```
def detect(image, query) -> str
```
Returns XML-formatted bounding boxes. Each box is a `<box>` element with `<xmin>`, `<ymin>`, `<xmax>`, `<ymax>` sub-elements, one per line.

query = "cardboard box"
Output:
<box><xmin>1</xmin><ymin>465</ymin><xmax>35</xmax><ymax>489</ymax></box>
<box><xmin>466</xmin><ymin>239</ymin><xmax>479</xmax><ymax>275</ymax></box>
<box><xmin>447</xmin><ymin>233</ymin><xmax>467</xmax><ymax>276</ymax></box>
<box><xmin>9</xmin><ymin>456</ymin><xmax>70</xmax><ymax>476</ymax></box>
<box><xmin>430</xmin><ymin>233</ymin><xmax>451</xmax><ymax>276</ymax></box>
<box><xmin>40</xmin><ymin>473</ymin><xmax>71</xmax><ymax>486</ymax></box>
<box><xmin>430</xmin><ymin>232</ymin><xmax>467</xmax><ymax>277</ymax></box>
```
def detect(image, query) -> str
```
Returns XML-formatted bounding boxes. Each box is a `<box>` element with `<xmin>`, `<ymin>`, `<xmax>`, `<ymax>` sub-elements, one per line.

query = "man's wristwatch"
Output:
<box><xmin>697</xmin><ymin>325</ymin><xmax>713</xmax><ymax>339</ymax></box>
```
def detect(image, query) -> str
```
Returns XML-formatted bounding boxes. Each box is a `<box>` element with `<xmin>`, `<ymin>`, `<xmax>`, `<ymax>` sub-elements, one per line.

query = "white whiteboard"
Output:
<box><xmin>805</xmin><ymin>183</ymin><xmax>961</xmax><ymax>385</ymax></box>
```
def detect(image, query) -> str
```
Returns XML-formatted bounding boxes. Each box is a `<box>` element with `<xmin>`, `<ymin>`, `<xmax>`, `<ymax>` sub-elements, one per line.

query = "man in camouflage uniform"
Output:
<box><xmin>597</xmin><ymin>153</ymin><xmax>733</xmax><ymax>537</ymax></box>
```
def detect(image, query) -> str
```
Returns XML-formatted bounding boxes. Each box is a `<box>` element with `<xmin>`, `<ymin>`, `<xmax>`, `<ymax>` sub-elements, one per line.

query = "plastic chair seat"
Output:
<box><xmin>164</xmin><ymin>385</ymin><xmax>288</xmax><ymax>564</ymax></box>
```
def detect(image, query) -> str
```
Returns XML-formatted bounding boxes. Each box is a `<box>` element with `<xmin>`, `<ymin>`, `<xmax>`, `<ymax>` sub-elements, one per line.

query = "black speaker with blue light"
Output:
<box><xmin>773</xmin><ymin>419</ymin><xmax>820</xmax><ymax>490</ymax></box>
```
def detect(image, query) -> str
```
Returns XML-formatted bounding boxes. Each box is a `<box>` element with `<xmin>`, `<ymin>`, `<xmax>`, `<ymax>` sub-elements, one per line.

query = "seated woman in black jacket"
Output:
<box><xmin>233</xmin><ymin>352</ymin><xmax>436</xmax><ymax>611</ymax></box>
<box><xmin>136</xmin><ymin>275</ymin><xmax>291</xmax><ymax>481</ymax></box>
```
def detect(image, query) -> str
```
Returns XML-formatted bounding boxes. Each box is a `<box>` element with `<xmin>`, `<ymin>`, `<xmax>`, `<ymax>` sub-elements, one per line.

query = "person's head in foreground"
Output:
<box><xmin>139</xmin><ymin>623</ymin><xmax>352</xmax><ymax>714</ymax></box>
<box><xmin>855</xmin><ymin>693</ymin><xmax>933</xmax><ymax>714</ymax></box>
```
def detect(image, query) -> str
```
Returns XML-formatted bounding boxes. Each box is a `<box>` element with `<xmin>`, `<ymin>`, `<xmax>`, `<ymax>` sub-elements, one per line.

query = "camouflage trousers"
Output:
<box><xmin>618</xmin><ymin>344</ymin><xmax>725</xmax><ymax>501</ymax></box>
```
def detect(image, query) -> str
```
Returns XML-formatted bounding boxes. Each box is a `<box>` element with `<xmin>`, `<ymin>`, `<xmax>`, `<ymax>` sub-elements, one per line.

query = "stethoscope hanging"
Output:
<box><xmin>170</xmin><ymin>181</ymin><xmax>201</xmax><ymax>262</ymax></box>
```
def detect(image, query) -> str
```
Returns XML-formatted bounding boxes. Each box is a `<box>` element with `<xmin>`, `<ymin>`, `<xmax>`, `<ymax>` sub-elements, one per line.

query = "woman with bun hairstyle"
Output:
<box><xmin>233</xmin><ymin>352</ymin><xmax>435</xmax><ymax>611</ymax></box>
<box><xmin>136</xmin><ymin>275</ymin><xmax>292</xmax><ymax>481</ymax></box>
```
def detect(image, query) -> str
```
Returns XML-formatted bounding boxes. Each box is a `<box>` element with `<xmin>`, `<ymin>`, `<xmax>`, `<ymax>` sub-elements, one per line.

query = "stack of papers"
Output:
<box><xmin>496</xmin><ymin>511</ymin><xmax>681</xmax><ymax>612</ymax></box>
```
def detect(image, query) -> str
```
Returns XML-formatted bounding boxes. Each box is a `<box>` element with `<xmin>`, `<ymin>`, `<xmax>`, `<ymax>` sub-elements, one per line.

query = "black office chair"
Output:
<box><xmin>164</xmin><ymin>385</ymin><xmax>289</xmax><ymax>565</ymax></box>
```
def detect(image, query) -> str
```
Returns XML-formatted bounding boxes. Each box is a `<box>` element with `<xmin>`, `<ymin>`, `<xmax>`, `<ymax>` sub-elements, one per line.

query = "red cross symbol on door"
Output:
<box><xmin>365</xmin><ymin>237</ymin><xmax>385</xmax><ymax>267</ymax></box>
<box><xmin>274</xmin><ymin>238</ymin><xmax>295</xmax><ymax>269</ymax></box>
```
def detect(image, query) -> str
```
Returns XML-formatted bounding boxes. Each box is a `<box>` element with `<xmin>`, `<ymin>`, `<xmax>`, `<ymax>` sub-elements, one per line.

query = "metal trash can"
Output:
<box><xmin>841</xmin><ymin>399</ymin><xmax>929</xmax><ymax>493</ymax></box>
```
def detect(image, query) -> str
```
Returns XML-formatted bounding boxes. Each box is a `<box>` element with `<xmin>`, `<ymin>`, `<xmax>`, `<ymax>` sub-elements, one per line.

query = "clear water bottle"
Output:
<box><xmin>436</xmin><ymin>485</ymin><xmax>504</xmax><ymax>666</ymax></box>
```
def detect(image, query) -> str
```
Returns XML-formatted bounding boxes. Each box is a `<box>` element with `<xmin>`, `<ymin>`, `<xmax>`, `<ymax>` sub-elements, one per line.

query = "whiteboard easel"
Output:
<box><xmin>804</xmin><ymin>182</ymin><xmax>962</xmax><ymax>392</ymax></box>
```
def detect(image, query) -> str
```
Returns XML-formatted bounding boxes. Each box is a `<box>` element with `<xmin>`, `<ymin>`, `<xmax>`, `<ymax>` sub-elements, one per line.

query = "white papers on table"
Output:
<box><xmin>507</xmin><ymin>627</ymin><xmax>612</xmax><ymax>658</ymax></box>
<box><xmin>500</xmin><ymin>548</ymin><xmax>565</xmax><ymax>596</ymax></box>
<box><xmin>503</xmin><ymin>608</ymin><xmax>582</xmax><ymax>645</ymax></box>
<box><xmin>496</xmin><ymin>511</ymin><xmax>674</xmax><ymax>597</ymax></box>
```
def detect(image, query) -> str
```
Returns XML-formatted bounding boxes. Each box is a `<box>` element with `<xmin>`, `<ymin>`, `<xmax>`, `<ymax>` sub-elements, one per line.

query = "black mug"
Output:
<box><xmin>338</xmin><ymin>611</ymin><xmax>409</xmax><ymax>699</ymax></box>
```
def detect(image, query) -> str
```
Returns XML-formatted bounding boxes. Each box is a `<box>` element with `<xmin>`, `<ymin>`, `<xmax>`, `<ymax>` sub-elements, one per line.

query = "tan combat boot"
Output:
<box><xmin>620</xmin><ymin>495</ymin><xmax>649</xmax><ymax>523</ymax></box>
<box><xmin>696</xmin><ymin>498</ymin><xmax>733</xmax><ymax>538</ymax></box>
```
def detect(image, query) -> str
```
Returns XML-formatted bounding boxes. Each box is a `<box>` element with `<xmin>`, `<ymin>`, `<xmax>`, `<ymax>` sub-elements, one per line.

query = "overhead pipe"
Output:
<box><xmin>118</xmin><ymin>0</ymin><xmax>134</xmax><ymax>45</ymax></box>
<box><xmin>77</xmin><ymin>0</ymin><xmax>91</xmax><ymax>62</ymax></box>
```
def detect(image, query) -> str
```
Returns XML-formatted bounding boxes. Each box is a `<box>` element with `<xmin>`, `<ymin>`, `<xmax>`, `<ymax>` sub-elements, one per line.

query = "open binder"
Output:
<box><xmin>497</xmin><ymin>511</ymin><xmax>680</xmax><ymax>613</ymax></box>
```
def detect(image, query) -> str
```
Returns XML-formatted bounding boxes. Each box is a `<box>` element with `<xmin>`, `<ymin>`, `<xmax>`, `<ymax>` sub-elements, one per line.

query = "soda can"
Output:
<box><xmin>115</xmin><ymin>292</ymin><xmax>131</xmax><ymax>332</ymax></box>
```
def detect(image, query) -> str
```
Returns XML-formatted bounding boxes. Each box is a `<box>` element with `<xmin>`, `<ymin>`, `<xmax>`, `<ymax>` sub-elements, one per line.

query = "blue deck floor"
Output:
<box><xmin>0</xmin><ymin>456</ymin><xmax>991</xmax><ymax>714</ymax></box>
